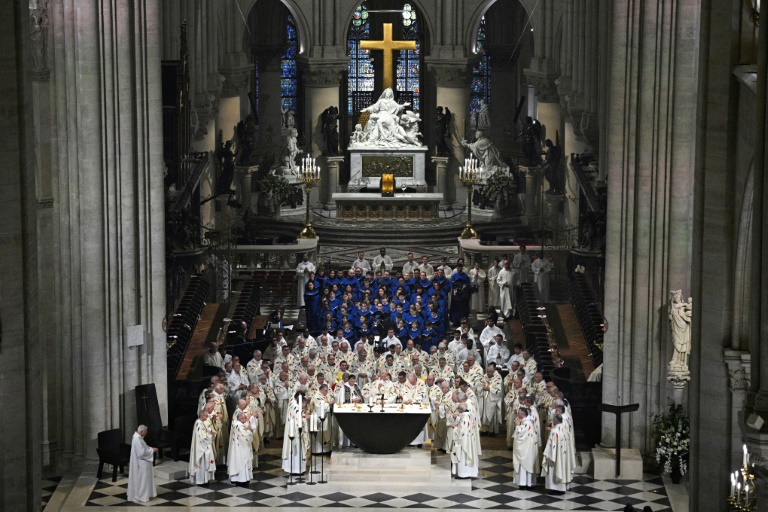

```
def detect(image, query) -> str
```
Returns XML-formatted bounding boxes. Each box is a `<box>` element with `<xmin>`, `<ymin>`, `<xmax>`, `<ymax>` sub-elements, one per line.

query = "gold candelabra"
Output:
<box><xmin>459</xmin><ymin>156</ymin><xmax>482</xmax><ymax>239</ymax></box>
<box><xmin>728</xmin><ymin>445</ymin><xmax>757</xmax><ymax>511</ymax></box>
<box><xmin>297</xmin><ymin>154</ymin><xmax>320</xmax><ymax>239</ymax></box>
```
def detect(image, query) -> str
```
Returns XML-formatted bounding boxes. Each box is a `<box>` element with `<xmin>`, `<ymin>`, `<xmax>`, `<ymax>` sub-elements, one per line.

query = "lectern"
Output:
<box><xmin>599</xmin><ymin>402</ymin><xmax>640</xmax><ymax>478</ymax></box>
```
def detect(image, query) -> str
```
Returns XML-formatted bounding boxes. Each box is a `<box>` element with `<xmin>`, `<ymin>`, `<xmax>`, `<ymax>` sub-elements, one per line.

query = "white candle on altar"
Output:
<box><xmin>744</xmin><ymin>444</ymin><xmax>749</xmax><ymax>467</ymax></box>
<box><xmin>369</xmin><ymin>393</ymin><xmax>374</xmax><ymax>406</ymax></box>
<box><xmin>731</xmin><ymin>474</ymin><xmax>736</xmax><ymax>498</ymax></box>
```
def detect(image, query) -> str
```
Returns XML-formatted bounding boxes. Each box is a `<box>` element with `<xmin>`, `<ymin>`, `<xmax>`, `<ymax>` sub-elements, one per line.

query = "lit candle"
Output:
<box><xmin>737</xmin><ymin>482</ymin><xmax>741</xmax><ymax>501</ymax></box>
<box><xmin>319</xmin><ymin>402</ymin><xmax>325</xmax><ymax>419</ymax></box>
<box><xmin>745</xmin><ymin>486</ymin><xmax>750</xmax><ymax>505</ymax></box>
<box><xmin>744</xmin><ymin>444</ymin><xmax>749</xmax><ymax>467</ymax></box>
<box><xmin>731</xmin><ymin>474</ymin><xmax>736</xmax><ymax>498</ymax></box>
<box><xmin>369</xmin><ymin>393</ymin><xmax>373</xmax><ymax>406</ymax></box>
<box><xmin>298</xmin><ymin>394</ymin><xmax>302</xmax><ymax>412</ymax></box>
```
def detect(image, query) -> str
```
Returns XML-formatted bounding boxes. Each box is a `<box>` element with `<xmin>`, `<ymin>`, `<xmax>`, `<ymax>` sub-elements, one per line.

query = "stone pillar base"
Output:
<box><xmin>431</xmin><ymin>156</ymin><xmax>451</xmax><ymax>207</ymax></box>
<box><xmin>322</xmin><ymin>156</ymin><xmax>344</xmax><ymax>210</ymax></box>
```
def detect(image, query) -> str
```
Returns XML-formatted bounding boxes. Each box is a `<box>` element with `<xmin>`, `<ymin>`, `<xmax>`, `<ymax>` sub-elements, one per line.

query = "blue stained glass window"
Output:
<box><xmin>347</xmin><ymin>3</ymin><xmax>374</xmax><ymax>117</ymax></box>
<box><xmin>470</xmin><ymin>16</ymin><xmax>491</xmax><ymax>113</ymax></box>
<box><xmin>280</xmin><ymin>16</ymin><xmax>298</xmax><ymax>111</ymax></box>
<box><xmin>396</xmin><ymin>3</ymin><xmax>420</xmax><ymax>111</ymax></box>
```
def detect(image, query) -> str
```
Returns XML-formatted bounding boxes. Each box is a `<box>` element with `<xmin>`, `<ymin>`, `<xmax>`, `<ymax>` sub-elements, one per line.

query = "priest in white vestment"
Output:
<box><xmin>403</xmin><ymin>373</ymin><xmax>429</xmax><ymax>446</ymax></box>
<box><xmin>227</xmin><ymin>412</ymin><xmax>254</xmax><ymax>486</ymax></box>
<box><xmin>487</xmin><ymin>257</ymin><xmax>500</xmax><ymax>309</ymax></box>
<box><xmin>296</xmin><ymin>253</ymin><xmax>316</xmax><ymax>307</ymax></box>
<box><xmin>479</xmin><ymin>363</ymin><xmax>503</xmax><ymax>435</ymax></box>
<box><xmin>282</xmin><ymin>392</ymin><xmax>310</xmax><ymax>475</ymax></box>
<box><xmin>450</xmin><ymin>403</ymin><xmax>480</xmax><ymax>478</ymax></box>
<box><xmin>469</xmin><ymin>262</ymin><xmax>487</xmax><ymax>313</ymax></box>
<box><xmin>127</xmin><ymin>425</ymin><xmax>157</xmax><ymax>503</ymax></box>
<box><xmin>312</xmin><ymin>384</ymin><xmax>335</xmax><ymax>454</ymax></box>
<box><xmin>531</xmin><ymin>254</ymin><xmax>553</xmax><ymax>303</ymax></box>
<box><xmin>513</xmin><ymin>408</ymin><xmax>540</xmax><ymax>488</ymax></box>
<box><xmin>512</xmin><ymin>246</ymin><xmax>532</xmax><ymax>285</ymax></box>
<box><xmin>189</xmin><ymin>412</ymin><xmax>216</xmax><ymax>485</ymax></box>
<box><xmin>541</xmin><ymin>414</ymin><xmax>576</xmax><ymax>493</ymax></box>
<box><xmin>496</xmin><ymin>260</ymin><xmax>516</xmax><ymax>320</ymax></box>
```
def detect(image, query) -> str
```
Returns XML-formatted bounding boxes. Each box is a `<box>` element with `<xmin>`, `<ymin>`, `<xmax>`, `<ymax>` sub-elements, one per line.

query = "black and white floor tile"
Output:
<box><xmin>42</xmin><ymin>476</ymin><xmax>62</xmax><ymax>510</ymax></box>
<box><xmin>74</xmin><ymin>449</ymin><xmax>673</xmax><ymax>510</ymax></box>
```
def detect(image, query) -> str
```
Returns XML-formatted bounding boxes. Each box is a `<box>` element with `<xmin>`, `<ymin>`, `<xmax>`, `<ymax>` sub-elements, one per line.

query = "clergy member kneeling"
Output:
<box><xmin>227</xmin><ymin>412</ymin><xmax>255</xmax><ymax>487</ymax></box>
<box><xmin>513</xmin><ymin>407</ymin><xmax>540</xmax><ymax>489</ymax></box>
<box><xmin>282</xmin><ymin>391</ymin><xmax>310</xmax><ymax>475</ymax></box>
<box><xmin>127</xmin><ymin>425</ymin><xmax>158</xmax><ymax>503</ymax></box>
<box><xmin>189</xmin><ymin>411</ymin><xmax>216</xmax><ymax>486</ymax></box>
<box><xmin>450</xmin><ymin>403</ymin><xmax>479</xmax><ymax>478</ymax></box>
<box><xmin>541</xmin><ymin>413</ymin><xmax>576</xmax><ymax>494</ymax></box>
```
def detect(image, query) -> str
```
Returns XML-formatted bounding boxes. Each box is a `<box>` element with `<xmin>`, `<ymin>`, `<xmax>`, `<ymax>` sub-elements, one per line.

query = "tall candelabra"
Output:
<box><xmin>727</xmin><ymin>444</ymin><xmax>757</xmax><ymax>511</ymax></box>
<box><xmin>459</xmin><ymin>156</ymin><xmax>482</xmax><ymax>239</ymax></box>
<box><xmin>297</xmin><ymin>154</ymin><xmax>320</xmax><ymax>239</ymax></box>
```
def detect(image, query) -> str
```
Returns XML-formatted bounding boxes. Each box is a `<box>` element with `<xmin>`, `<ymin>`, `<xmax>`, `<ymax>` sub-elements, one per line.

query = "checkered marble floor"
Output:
<box><xmin>71</xmin><ymin>449</ymin><xmax>673</xmax><ymax>511</ymax></box>
<box><xmin>42</xmin><ymin>476</ymin><xmax>62</xmax><ymax>510</ymax></box>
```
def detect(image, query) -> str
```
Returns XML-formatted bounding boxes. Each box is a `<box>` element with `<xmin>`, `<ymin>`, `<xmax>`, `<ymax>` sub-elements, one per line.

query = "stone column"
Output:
<box><xmin>219</xmin><ymin>54</ymin><xmax>253</xmax><ymax>141</ymax></box>
<box><xmin>1</xmin><ymin>1</ymin><xmax>42</xmax><ymax>508</ymax></box>
<box><xmin>322</xmin><ymin>155</ymin><xmax>344</xmax><ymax>210</ymax></box>
<box><xmin>50</xmin><ymin>0</ymin><xmax>167</xmax><ymax>464</ymax></box>
<box><xmin>427</xmin><ymin>61</ymin><xmax>471</xmax><ymax>207</ymax></box>
<box><xmin>601</xmin><ymin>0</ymin><xmax>697</xmax><ymax>460</ymax></box>
<box><xmin>253</xmin><ymin>46</ymin><xmax>285</xmax><ymax>138</ymax></box>
<box><xmin>235</xmin><ymin>165</ymin><xmax>259</xmax><ymax>213</ymax></box>
<box><xmin>519</xmin><ymin>166</ymin><xmax>542</xmax><ymax>219</ymax></box>
<box><xmin>432</xmin><ymin>156</ymin><xmax>451</xmax><ymax>207</ymax></box>
<box><xmin>725</xmin><ymin>351</ymin><xmax>751</xmax><ymax>468</ymax></box>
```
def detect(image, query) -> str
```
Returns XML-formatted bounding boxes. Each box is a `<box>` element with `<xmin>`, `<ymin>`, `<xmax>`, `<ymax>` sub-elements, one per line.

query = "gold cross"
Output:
<box><xmin>360</xmin><ymin>23</ymin><xmax>417</xmax><ymax>91</ymax></box>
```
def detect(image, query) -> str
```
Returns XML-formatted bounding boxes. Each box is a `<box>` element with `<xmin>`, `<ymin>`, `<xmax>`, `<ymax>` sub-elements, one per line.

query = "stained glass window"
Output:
<box><xmin>281</xmin><ymin>15</ymin><xmax>298</xmax><ymax>112</ymax></box>
<box><xmin>396</xmin><ymin>3</ymin><xmax>420</xmax><ymax>111</ymax></box>
<box><xmin>470</xmin><ymin>16</ymin><xmax>491</xmax><ymax>112</ymax></box>
<box><xmin>347</xmin><ymin>3</ymin><xmax>374</xmax><ymax>117</ymax></box>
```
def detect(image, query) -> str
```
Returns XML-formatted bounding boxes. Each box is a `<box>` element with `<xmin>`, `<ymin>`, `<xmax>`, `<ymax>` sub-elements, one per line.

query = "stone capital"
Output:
<box><xmin>427</xmin><ymin>61</ymin><xmax>471</xmax><ymax>88</ymax></box>
<box><xmin>525</xmin><ymin>71</ymin><xmax>560</xmax><ymax>103</ymax></box>
<box><xmin>30</xmin><ymin>1</ymin><xmax>49</xmax><ymax>80</ymax></box>
<box><xmin>302</xmin><ymin>64</ymin><xmax>345</xmax><ymax>88</ymax></box>
<box><xmin>220</xmin><ymin>64</ymin><xmax>253</xmax><ymax>98</ymax></box>
<box><xmin>724</xmin><ymin>349</ymin><xmax>751</xmax><ymax>392</ymax></box>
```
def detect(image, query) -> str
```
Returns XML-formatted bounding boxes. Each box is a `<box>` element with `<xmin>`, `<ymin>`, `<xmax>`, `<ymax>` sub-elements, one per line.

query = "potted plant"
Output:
<box><xmin>651</xmin><ymin>399</ymin><xmax>690</xmax><ymax>483</ymax></box>
<box><xmin>483</xmin><ymin>170</ymin><xmax>520</xmax><ymax>219</ymax></box>
<box><xmin>255</xmin><ymin>173</ymin><xmax>294</xmax><ymax>219</ymax></box>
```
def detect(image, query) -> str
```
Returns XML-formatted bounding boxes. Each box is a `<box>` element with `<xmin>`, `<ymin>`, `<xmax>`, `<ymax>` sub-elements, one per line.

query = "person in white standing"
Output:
<box><xmin>486</xmin><ymin>257</ymin><xmax>500</xmax><ymax>311</ymax></box>
<box><xmin>189</xmin><ymin>412</ymin><xmax>216</xmax><ymax>485</ymax></box>
<box><xmin>512</xmin><ymin>246</ymin><xmax>532</xmax><ymax>285</ymax></box>
<box><xmin>296</xmin><ymin>253</ymin><xmax>316</xmax><ymax>307</ymax></box>
<box><xmin>496</xmin><ymin>259</ymin><xmax>516</xmax><ymax>320</ymax></box>
<box><xmin>127</xmin><ymin>425</ymin><xmax>158</xmax><ymax>503</ymax></box>
<box><xmin>468</xmin><ymin>262</ymin><xmax>487</xmax><ymax>314</ymax></box>
<box><xmin>531</xmin><ymin>253</ymin><xmax>553</xmax><ymax>303</ymax></box>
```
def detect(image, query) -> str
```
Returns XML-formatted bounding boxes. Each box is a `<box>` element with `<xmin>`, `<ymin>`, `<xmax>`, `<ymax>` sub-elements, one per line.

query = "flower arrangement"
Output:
<box><xmin>652</xmin><ymin>399</ymin><xmax>690</xmax><ymax>477</ymax></box>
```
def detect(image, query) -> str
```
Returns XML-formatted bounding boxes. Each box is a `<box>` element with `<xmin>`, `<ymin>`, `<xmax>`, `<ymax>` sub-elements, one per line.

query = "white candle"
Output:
<box><xmin>731</xmin><ymin>474</ymin><xmax>736</xmax><ymax>498</ymax></box>
<box><xmin>310</xmin><ymin>413</ymin><xmax>317</xmax><ymax>432</ymax></box>
<box><xmin>369</xmin><ymin>394</ymin><xmax>374</xmax><ymax>406</ymax></box>
<box><xmin>298</xmin><ymin>395</ymin><xmax>302</xmax><ymax>411</ymax></box>
<box><xmin>745</xmin><ymin>486</ymin><xmax>750</xmax><ymax>505</ymax></box>
<box><xmin>737</xmin><ymin>482</ymin><xmax>741</xmax><ymax>501</ymax></box>
<box><xmin>744</xmin><ymin>444</ymin><xmax>748</xmax><ymax>467</ymax></box>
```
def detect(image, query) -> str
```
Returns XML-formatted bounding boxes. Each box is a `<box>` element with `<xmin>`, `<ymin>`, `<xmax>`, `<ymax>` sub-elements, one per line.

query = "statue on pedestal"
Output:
<box><xmin>272</xmin><ymin>128</ymin><xmax>300</xmax><ymax>176</ymax></box>
<box><xmin>281</xmin><ymin>106</ymin><xmax>296</xmax><ymax>131</ymax></box>
<box><xmin>349</xmin><ymin>88</ymin><xmax>423</xmax><ymax>148</ymax></box>
<box><xmin>460</xmin><ymin>130</ymin><xmax>505</xmax><ymax>177</ymax></box>
<box><xmin>520</xmin><ymin>116</ymin><xmax>543</xmax><ymax>166</ymax></box>
<box><xmin>543</xmin><ymin>139</ymin><xmax>563</xmax><ymax>195</ymax></box>
<box><xmin>668</xmin><ymin>291</ymin><xmax>692</xmax><ymax>371</ymax></box>
<box><xmin>434</xmin><ymin>106</ymin><xmax>452</xmax><ymax>157</ymax></box>
<box><xmin>476</xmin><ymin>99</ymin><xmax>491</xmax><ymax>133</ymax></box>
<box><xmin>322</xmin><ymin>106</ymin><xmax>340</xmax><ymax>156</ymax></box>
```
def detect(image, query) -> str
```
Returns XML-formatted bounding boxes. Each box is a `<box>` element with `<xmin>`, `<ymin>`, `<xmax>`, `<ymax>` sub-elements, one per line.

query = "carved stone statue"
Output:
<box><xmin>281</xmin><ymin>106</ymin><xmax>295</xmax><ymax>130</ymax></box>
<box><xmin>668</xmin><ymin>290</ymin><xmax>692</xmax><ymax>374</ymax></box>
<box><xmin>234</xmin><ymin>114</ymin><xmax>258</xmax><ymax>166</ymax></box>
<box><xmin>477</xmin><ymin>99</ymin><xmax>491</xmax><ymax>132</ymax></box>
<box><xmin>276</xmin><ymin>128</ymin><xmax>300</xmax><ymax>175</ymax></box>
<box><xmin>460</xmin><ymin>130</ymin><xmax>505</xmax><ymax>177</ymax></box>
<box><xmin>349</xmin><ymin>88</ymin><xmax>423</xmax><ymax>148</ymax></box>
<box><xmin>520</xmin><ymin>116</ymin><xmax>543</xmax><ymax>166</ymax></box>
<box><xmin>30</xmin><ymin>3</ymin><xmax>49</xmax><ymax>75</ymax></box>
<box><xmin>214</xmin><ymin>139</ymin><xmax>236</xmax><ymax>195</ymax></box>
<box><xmin>321</xmin><ymin>106</ymin><xmax>340</xmax><ymax>156</ymax></box>
<box><xmin>434</xmin><ymin>106</ymin><xmax>452</xmax><ymax>157</ymax></box>
<box><xmin>543</xmin><ymin>139</ymin><xmax>563</xmax><ymax>194</ymax></box>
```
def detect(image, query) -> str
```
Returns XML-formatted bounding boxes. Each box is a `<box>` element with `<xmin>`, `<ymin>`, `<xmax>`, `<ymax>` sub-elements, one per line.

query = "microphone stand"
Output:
<box><xmin>296</xmin><ymin>425</ymin><xmax>305</xmax><ymax>484</ymax></box>
<box><xmin>319</xmin><ymin>409</ymin><xmax>327</xmax><ymax>484</ymax></box>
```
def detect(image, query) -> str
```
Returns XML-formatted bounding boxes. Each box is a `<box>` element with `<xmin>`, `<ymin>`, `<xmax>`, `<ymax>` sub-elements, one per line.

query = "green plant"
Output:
<box><xmin>483</xmin><ymin>170</ymin><xmax>519</xmax><ymax>210</ymax></box>
<box><xmin>651</xmin><ymin>399</ymin><xmax>690</xmax><ymax>475</ymax></box>
<box><xmin>255</xmin><ymin>173</ymin><xmax>294</xmax><ymax>212</ymax></box>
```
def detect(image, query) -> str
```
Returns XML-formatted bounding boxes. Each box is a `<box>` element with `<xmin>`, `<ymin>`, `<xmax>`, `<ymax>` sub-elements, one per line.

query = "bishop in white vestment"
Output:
<box><xmin>450</xmin><ymin>404</ymin><xmax>480</xmax><ymax>478</ymax></box>
<box><xmin>496</xmin><ymin>261</ymin><xmax>515</xmax><ymax>319</ymax></box>
<box><xmin>541</xmin><ymin>415</ymin><xmax>576</xmax><ymax>492</ymax></box>
<box><xmin>513</xmin><ymin>409</ymin><xmax>540</xmax><ymax>488</ymax></box>
<box><xmin>282</xmin><ymin>393</ymin><xmax>310</xmax><ymax>475</ymax></box>
<box><xmin>189</xmin><ymin>412</ymin><xmax>216</xmax><ymax>485</ymax></box>
<box><xmin>227</xmin><ymin>412</ymin><xmax>254</xmax><ymax>485</ymax></box>
<box><xmin>127</xmin><ymin>425</ymin><xmax>157</xmax><ymax>503</ymax></box>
